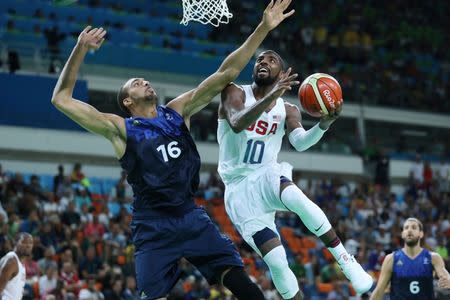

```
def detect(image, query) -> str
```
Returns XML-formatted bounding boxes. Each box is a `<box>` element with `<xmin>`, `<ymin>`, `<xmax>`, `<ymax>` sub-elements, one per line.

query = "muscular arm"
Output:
<box><xmin>432</xmin><ymin>252</ymin><xmax>450</xmax><ymax>289</ymax></box>
<box><xmin>218</xmin><ymin>84</ymin><xmax>279</xmax><ymax>133</ymax></box>
<box><xmin>51</xmin><ymin>27</ymin><xmax>126</xmax><ymax>158</ymax></box>
<box><xmin>168</xmin><ymin>0</ymin><xmax>295</xmax><ymax>120</ymax></box>
<box><xmin>0</xmin><ymin>257</ymin><xmax>18</xmax><ymax>294</ymax></box>
<box><xmin>370</xmin><ymin>253</ymin><xmax>393</xmax><ymax>300</ymax></box>
<box><xmin>219</xmin><ymin>68</ymin><xmax>298</xmax><ymax>133</ymax></box>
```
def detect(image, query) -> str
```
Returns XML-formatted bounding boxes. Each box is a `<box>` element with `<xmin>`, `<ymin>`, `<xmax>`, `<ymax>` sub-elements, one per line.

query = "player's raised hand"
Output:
<box><xmin>77</xmin><ymin>26</ymin><xmax>106</xmax><ymax>51</ymax></box>
<box><xmin>261</xmin><ymin>0</ymin><xmax>295</xmax><ymax>31</ymax></box>
<box><xmin>267</xmin><ymin>67</ymin><xmax>299</xmax><ymax>100</ymax></box>
<box><xmin>319</xmin><ymin>105</ymin><xmax>342</xmax><ymax>129</ymax></box>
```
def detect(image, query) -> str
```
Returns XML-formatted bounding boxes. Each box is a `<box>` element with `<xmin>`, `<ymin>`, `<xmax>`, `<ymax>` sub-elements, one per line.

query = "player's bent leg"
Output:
<box><xmin>219</xmin><ymin>266</ymin><xmax>265</xmax><ymax>300</ymax></box>
<box><xmin>253</xmin><ymin>228</ymin><xmax>303</xmax><ymax>300</ymax></box>
<box><xmin>279</xmin><ymin>183</ymin><xmax>332</xmax><ymax>236</ymax></box>
<box><xmin>279</xmin><ymin>182</ymin><xmax>373</xmax><ymax>294</ymax></box>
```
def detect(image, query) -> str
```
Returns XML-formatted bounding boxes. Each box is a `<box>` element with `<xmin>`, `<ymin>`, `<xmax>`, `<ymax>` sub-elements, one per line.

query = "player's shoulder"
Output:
<box><xmin>223</xmin><ymin>82</ymin><xmax>244</xmax><ymax>92</ymax></box>
<box><xmin>221</xmin><ymin>82</ymin><xmax>245</xmax><ymax>102</ymax></box>
<box><xmin>284</xmin><ymin>101</ymin><xmax>301</xmax><ymax>115</ymax></box>
<box><xmin>383</xmin><ymin>252</ymin><xmax>395</xmax><ymax>266</ymax></box>
<box><xmin>430</xmin><ymin>251</ymin><xmax>443</xmax><ymax>262</ymax></box>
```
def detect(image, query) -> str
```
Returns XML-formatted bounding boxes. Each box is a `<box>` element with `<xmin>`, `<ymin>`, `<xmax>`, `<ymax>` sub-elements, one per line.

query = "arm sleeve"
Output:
<box><xmin>288</xmin><ymin>123</ymin><xmax>327</xmax><ymax>152</ymax></box>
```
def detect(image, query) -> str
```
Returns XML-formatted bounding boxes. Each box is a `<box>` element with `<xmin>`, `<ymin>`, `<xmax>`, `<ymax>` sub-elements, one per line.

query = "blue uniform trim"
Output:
<box><xmin>253</xmin><ymin>227</ymin><xmax>278</xmax><ymax>249</ymax></box>
<box><xmin>280</xmin><ymin>176</ymin><xmax>291</xmax><ymax>185</ymax></box>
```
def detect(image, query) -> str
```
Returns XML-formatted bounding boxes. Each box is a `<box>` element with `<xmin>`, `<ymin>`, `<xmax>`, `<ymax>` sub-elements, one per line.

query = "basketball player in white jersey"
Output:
<box><xmin>217</xmin><ymin>50</ymin><xmax>373</xmax><ymax>299</ymax></box>
<box><xmin>0</xmin><ymin>232</ymin><xmax>33</xmax><ymax>300</ymax></box>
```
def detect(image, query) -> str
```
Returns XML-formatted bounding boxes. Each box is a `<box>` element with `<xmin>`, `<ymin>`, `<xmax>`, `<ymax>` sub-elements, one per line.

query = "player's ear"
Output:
<box><xmin>123</xmin><ymin>97</ymin><xmax>132</xmax><ymax>108</ymax></box>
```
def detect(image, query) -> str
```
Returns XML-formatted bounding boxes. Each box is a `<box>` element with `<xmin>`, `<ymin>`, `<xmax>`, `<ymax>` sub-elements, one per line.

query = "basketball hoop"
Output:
<box><xmin>181</xmin><ymin>0</ymin><xmax>233</xmax><ymax>27</ymax></box>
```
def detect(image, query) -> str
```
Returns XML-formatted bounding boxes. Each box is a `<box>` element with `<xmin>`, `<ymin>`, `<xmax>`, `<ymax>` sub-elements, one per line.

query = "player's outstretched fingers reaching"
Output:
<box><xmin>267</xmin><ymin>67</ymin><xmax>300</xmax><ymax>100</ymax></box>
<box><xmin>262</xmin><ymin>0</ymin><xmax>295</xmax><ymax>31</ymax></box>
<box><xmin>77</xmin><ymin>26</ymin><xmax>107</xmax><ymax>51</ymax></box>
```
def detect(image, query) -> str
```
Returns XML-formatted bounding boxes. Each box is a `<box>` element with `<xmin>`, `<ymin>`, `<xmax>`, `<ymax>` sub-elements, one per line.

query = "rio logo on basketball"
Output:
<box><xmin>298</xmin><ymin>73</ymin><xmax>343</xmax><ymax>117</ymax></box>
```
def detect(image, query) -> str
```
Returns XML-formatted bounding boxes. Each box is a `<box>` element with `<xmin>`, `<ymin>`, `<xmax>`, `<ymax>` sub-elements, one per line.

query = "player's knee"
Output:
<box><xmin>263</xmin><ymin>245</ymin><xmax>289</xmax><ymax>274</ymax></box>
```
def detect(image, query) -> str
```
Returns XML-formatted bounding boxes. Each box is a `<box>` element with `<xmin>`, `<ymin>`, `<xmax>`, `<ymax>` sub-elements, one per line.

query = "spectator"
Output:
<box><xmin>79</xmin><ymin>277</ymin><xmax>104</xmax><ymax>300</ymax></box>
<box><xmin>53</xmin><ymin>165</ymin><xmax>65</xmax><ymax>195</ymax></box>
<box><xmin>79</xmin><ymin>246</ymin><xmax>103</xmax><ymax>279</ymax></box>
<box><xmin>39</xmin><ymin>265</ymin><xmax>58</xmax><ymax>299</ymax></box>
<box><xmin>410</xmin><ymin>154</ymin><xmax>424</xmax><ymax>184</ymax></box>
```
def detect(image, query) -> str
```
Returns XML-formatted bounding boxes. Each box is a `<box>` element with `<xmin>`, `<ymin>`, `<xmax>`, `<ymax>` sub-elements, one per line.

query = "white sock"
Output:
<box><xmin>280</xmin><ymin>185</ymin><xmax>332</xmax><ymax>236</ymax></box>
<box><xmin>263</xmin><ymin>246</ymin><xmax>299</xmax><ymax>299</ymax></box>
<box><xmin>327</xmin><ymin>241</ymin><xmax>352</xmax><ymax>264</ymax></box>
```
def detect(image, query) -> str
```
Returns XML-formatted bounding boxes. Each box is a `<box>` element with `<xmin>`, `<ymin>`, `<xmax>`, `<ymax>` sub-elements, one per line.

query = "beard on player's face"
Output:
<box><xmin>405</xmin><ymin>238</ymin><xmax>420</xmax><ymax>247</ymax></box>
<box><xmin>253</xmin><ymin>71</ymin><xmax>279</xmax><ymax>87</ymax></box>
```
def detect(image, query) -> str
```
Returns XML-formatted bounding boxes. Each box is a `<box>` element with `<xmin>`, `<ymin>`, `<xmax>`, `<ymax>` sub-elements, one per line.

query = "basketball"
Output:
<box><xmin>298</xmin><ymin>73</ymin><xmax>343</xmax><ymax>118</ymax></box>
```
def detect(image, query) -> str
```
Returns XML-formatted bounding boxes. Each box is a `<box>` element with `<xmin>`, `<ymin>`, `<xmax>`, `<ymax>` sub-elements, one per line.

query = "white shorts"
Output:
<box><xmin>224</xmin><ymin>165</ymin><xmax>290</xmax><ymax>255</ymax></box>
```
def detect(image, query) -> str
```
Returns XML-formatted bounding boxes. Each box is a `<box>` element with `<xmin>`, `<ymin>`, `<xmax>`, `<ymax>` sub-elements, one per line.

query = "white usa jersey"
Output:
<box><xmin>1</xmin><ymin>252</ymin><xmax>26</xmax><ymax>300</ymax></box>
<box><xmin>218</xmin><ymin>84</ymin><xmax>286</xmax><ymax>185</ymax></box>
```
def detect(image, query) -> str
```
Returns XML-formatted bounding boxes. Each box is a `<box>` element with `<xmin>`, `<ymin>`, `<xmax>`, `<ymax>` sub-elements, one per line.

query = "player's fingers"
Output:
<box><xmin>89</xmin><ymin>28</ymin><xmax>99</xmax><ymax>36</ymax></box>
<box><xmin>281</xmin><ymin>0</ymin><xmax>292</xmax><ymax>10</ymax></box>
<box><xmin>284</xmin><ymin>67</ymin><xmax>292</xmax><ymax>78</ymax></box>
<box><xmin>286</xmin><ymin>73</ymin><xmax>298</xmax><ymax>80</ymax></box>
<box><xmin>96</xmin><ymin>29</ymin><xmax>107</xmax><ymax>39</ymax></box>
<box><xmin>266</xmin><ymin>0</ymin><xmax>274</xmax><ymax>10</ymax></box>
<box><xmin>97</xmin><ymin>38</ymin><xmax>105</xmax><ymax>48</ymax></box>
<box><xmin>93</xmin><ymin>27</ymin><xmax>104</xmax><ymax>37</ymax></box>
<box><xmin>81</xmin><ymin>26</ymin><xmax>92</xmax><ymax>34</ymax></box>
<box><xmin>283</xmin><ymin>9</ymin><xmax>295</xmax><ymax>19</ymax></box>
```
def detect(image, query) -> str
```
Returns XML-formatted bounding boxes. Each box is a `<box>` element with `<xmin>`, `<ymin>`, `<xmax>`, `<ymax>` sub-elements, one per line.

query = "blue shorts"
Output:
<box><xmin>131</xmin><ymin>207</ymin><xmax>243</xmax><ymax>300</ymax></box>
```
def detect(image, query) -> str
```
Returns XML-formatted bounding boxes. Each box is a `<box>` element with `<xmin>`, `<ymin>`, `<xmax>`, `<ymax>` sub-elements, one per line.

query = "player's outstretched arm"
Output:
<box><xmin>169</xmin><ymin>0</ymin><xmax>295</xmax><ymax>119</ymax></box>
<box><xmin>51</xmin><ymin>27</ymin><xmax>125</xmax><ymax>151</ymax></box>
<box><xmin>370</xmin><ymin>253</ymin><xmax>393</xmax><ymax>300</ymax></box>
<box><xmin>219</xmin><ymin>68</ymin><xmax>298</xmax><ymax>133</ymax></box>
<box><xmin>432</xmin><ymin>252</ymin><xmax>450</xmax><ymax>289</ymax></box>
<box><xmin>0</xmin><ymin>257</ymin><xmax>18</xmax><ymax>294</ymax></box>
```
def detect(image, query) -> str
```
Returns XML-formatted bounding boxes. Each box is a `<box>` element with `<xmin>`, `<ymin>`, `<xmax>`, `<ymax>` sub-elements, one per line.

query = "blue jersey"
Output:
<box><xmin>119</xmin><ymin>106</ymin><xmax>200</xmax><ymax>216</ymax></box>
<box><xmin>391</xmin><ymin>249</ymin><xmax>434</xmax><ymax>300</ymax></box>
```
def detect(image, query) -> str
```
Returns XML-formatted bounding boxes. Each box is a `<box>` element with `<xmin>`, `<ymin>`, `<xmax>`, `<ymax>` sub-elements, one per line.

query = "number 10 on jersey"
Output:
<box><xmin>243</xmin><ymin>139</ymin><xmax>265</xmax><ymax>164</ymax></box>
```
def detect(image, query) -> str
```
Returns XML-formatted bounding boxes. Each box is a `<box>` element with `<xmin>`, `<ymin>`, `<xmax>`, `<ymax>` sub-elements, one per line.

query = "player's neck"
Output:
<box><xmin>251</xmin><ymin>82</ymin><xmax>277</xmax><ymax>100</ymax></box>
<box><xmin>131</xmin><ymin>104</ymin><xmax>158</xmax><ymax>119</ymax></box>
<box><xmin>403</xmin><ymin>245</ymin><xmax>423</xmax><ymax>258</ymax></box>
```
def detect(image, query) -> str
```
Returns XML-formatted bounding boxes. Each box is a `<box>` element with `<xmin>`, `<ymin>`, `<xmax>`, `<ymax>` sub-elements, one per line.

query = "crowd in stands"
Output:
<box><xmin>214</xmin><ymin>1</ymin><xmax>450</xmax><ymax>114</ymax></box>
<box><xmin>0</xmin><ymin>156</ymin><xmax>449</xmax><ymax>299</ymax></box>
<box><xmin>1</xmin><ymin>0</ymin><xmax>449</xmax><ymax>114</ymax></box>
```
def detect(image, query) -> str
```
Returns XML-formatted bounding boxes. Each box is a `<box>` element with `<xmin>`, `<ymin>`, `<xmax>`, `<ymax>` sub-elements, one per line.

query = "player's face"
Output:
<box><xmin>125</xmin><ymin>78</ymin><xmax>158</xmax><ymax>103</ymax></box>
<box><xmin>15</xmin><ymin>235</ymin><xmax>33</xmax><ymax>257</ymax></box>
<box><xmin>401</xmin><ymin>220</ymin><xmax>423</xmax><ymax>247</ymax></box>
<box><xmin>252</xmin><ymin>53</ymin><xmax>283</xmax><ymax>86</ymax></box>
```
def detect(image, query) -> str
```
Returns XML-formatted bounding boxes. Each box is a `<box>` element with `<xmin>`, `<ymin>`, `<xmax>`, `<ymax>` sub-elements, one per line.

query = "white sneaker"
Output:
<box><xmin>338</xmin><ymin>254</ymin><xmax>373</xmax><ymax>294</ymax></box>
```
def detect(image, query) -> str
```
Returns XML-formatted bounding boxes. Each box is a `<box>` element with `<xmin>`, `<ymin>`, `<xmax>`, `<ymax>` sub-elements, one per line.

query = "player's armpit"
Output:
<box><xmin>370</xmin><ymin>254</ymin><xmax>393</xmax><ymax>300</ymax></box>
<box><xmin>52</xmin><ymin>97</ymin><xmax>125</xmax><ymax>141</ymax></box>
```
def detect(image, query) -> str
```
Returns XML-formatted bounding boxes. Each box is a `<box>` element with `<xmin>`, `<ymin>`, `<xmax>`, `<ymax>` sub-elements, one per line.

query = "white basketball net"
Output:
<box><xmin>181</xmin><ymin>0</ymin><xmax>233</xmax><ymax>27</ymax></box>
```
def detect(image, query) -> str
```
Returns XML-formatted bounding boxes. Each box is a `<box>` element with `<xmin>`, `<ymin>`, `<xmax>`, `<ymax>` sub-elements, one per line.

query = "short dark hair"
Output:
<box><xmin>260</xmin><ymin>50</ymin><xmax>287</xmax><ymax>70</ymax></box>
<box><xmin>404</xmin><ymin>217</ymin><xmax>423</xmax><ymax>231</ymax></box>
<box><xmin>117</xmin><ymin>84</ymin><xmax>131</xmax><ymax>117</ymax></box>
<box><xmin>15</xmin><ymin>232</ymin><xmax>32</xmax><ymax>244</ymax></box>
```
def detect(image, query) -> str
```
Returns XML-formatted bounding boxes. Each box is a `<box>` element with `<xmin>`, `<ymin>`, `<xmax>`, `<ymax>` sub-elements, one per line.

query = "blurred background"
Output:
<box><xmin>0</xmin><ymin>0</ymin><xmax>449</xmax><ymax>299</ymax></box>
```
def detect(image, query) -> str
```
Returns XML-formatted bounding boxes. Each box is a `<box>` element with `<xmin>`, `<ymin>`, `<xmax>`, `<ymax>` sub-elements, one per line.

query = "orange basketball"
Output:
<box><xmin>298</xmin><ymin>73</ymin><xmax>343</xmax><ymax>117</ymax></box>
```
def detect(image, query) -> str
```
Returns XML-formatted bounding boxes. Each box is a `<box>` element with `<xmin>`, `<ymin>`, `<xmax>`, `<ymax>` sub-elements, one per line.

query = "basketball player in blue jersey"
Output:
<box><xmin>370</xmin><ymin>217</ymin><xmax>450</xmax><ymax>300</ymax></box>
<box><xmin>51</xmin><ymin>1</ymin><xmax>296</xmax><ymax>299</ymax></box>
<box><xmin>217</xmin><ymin>50</ymin><xmax>373</xmax><ymax>299</ymax></box>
